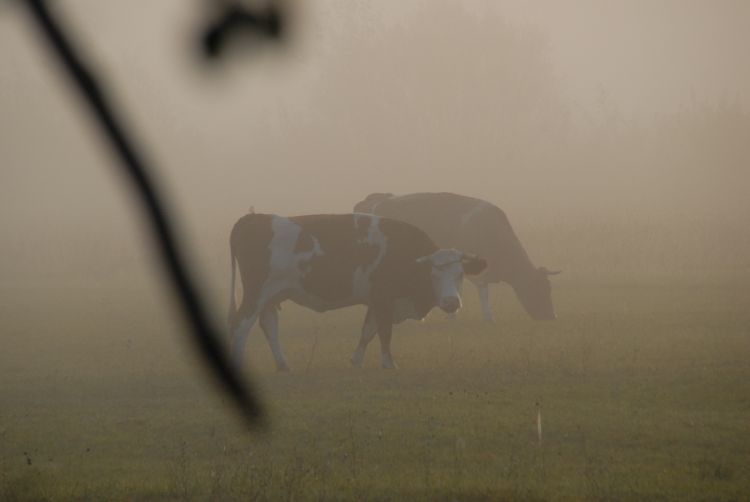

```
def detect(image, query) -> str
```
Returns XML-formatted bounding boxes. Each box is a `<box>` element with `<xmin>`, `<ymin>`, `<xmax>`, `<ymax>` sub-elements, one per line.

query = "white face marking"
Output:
<box><xmin>418</xmin><ymin>249</ymin><xmax>465</xmax><ymax>312</ymax></box>
<box><xmin>352</xmin><ymin>215</ymin><xmax>387</xmax><ymax>299</ymax></box>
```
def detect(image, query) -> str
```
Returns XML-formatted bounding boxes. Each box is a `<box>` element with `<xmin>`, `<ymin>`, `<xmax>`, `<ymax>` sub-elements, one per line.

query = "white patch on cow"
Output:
<box><xmin>237</xmin><ymin>216</ymin><xmax>321</xmax><ymax>322</ymax></box>
<box><xmin>269</xmin><ymin>215</ymin><xmax>322</xmax><ymax>277</ymax></box>
<box><xmin>352</xmin><ymin>215</ymin><xmax>387</xmax><ymax>299</ymax></box>
<box><xmin>250</xmin><ymin>219</ymin><xmax>300</xmax><ymax>306</ymax></box>
<box><xmin>256</xmin><ymin>216</ymin><xmax>359</xmax><ymax>313</ymax></box>
<box><xmin>266</xmin><ymin>216</ymin><xmax>340</xmax><ymax>312</ymax></box>
<box><xmin>460</xmin><ymin>200</ymin><xmax>490</xmax><ymax>226</ymax></box>
<box><xmin>231</xmin><ymin>216</ymin><xmax>319</xmax><ymax>369</ymax></box>
<box><xmin>269</xmin><ymin>216</ymin><xmax>302</xmax><ymax>269</ymax></box>
<box><xmin>233</xmin><ymin>216</ymin><xmax>331</xmax><ymax>368</ymax></box>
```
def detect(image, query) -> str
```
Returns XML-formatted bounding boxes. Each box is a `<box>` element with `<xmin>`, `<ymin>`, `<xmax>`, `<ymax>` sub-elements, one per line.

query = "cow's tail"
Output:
<box><xmin>228</xmin><ymin>244</ymin><xmax>238</xmax><ymax>332</ymax></box>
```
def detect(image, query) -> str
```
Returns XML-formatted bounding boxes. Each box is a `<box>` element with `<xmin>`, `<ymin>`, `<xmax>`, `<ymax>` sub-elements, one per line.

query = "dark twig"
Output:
<box><xmin>23</xmin><ymin>0</ymin><xmax>264</xmax><ymax>425</ymax></box>
<box><xmin>201</xmin><ymin>2</ymin><xmax>284</xmax><ymax>59</ymax></box>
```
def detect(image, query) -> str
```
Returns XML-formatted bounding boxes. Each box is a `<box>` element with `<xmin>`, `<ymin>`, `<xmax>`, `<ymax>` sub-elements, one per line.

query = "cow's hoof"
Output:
<box><xmin>351</xmin><ymin>351</ymin><xmax>365</xmax><ymax>368</ymax></box>
<box><xmin>483</xmin><ymin>317</ymin><xmax>496</xmax><ymax>324</ymax></box>
<box><xmin>276</xmin><ymin>363</ymin><xmax>290</xmax><ymax>372</ymax></box>
<box><xmin>381</xmin><ymin>361</ymin><xmax>398</xmax><ymax>370</ymax></box>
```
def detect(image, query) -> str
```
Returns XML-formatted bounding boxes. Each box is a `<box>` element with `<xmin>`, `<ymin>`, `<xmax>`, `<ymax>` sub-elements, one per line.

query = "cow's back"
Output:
<box><xmin>292</xmin><ymin>214</ymin><xmax>436</xmax><ymax>304</ymax></box>
<box><xmin>368</xmin><ymin>193</ymin><xmax>477</xmax><ymax>246</ymax></box>
<box><xmin>292</xmin><ymin>214</ymin><xmax>384</xmax><ymax>304</ymax></box>
<box><xmin>231</xmin><ymin>213</ymin><xmax>438</xmax><ymax>315</ymax></box>
<box><xmin>367</xmin><ymin>192</ymin><xmax>531</xmax><ymax>283</ymax></box>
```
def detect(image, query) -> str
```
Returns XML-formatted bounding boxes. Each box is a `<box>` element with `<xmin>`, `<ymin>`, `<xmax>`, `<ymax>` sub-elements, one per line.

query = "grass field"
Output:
<box><xmin>1</xmin><ymin>273</ymin><xmax>749</xmax><ymax>500</ymax></box>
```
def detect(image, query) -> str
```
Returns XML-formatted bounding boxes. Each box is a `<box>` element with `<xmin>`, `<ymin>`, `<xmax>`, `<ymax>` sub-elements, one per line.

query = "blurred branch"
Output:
<box><xmin>21</xmin><ymin>0</ymin><xmax>287</xmax><ymax>426</ymax></box>
<box><xmin>200</xmin><ymin>1</ymin><xmax>284</xmax><ymax>60</ymax></box>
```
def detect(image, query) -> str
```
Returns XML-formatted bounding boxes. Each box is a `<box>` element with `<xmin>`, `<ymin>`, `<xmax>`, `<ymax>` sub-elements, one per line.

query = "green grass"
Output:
<box><xmin>1</xmin><ymin>274</ymin><xmax>749</xmax><ymax>500</ymax></box>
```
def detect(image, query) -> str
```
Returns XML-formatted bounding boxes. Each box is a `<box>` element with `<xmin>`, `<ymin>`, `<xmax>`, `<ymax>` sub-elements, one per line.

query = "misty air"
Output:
<box><xmin>1</xmin><ymin>1</ymin><xmax>749</xmax><ymax>500</ymax></box>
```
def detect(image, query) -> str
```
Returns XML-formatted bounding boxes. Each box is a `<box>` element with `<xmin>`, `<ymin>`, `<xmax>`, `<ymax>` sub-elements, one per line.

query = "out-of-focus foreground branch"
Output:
<box><xmin>20</xmin><ymin>0</ymin><xmax>289</xmax><ymax>427</ymax></box>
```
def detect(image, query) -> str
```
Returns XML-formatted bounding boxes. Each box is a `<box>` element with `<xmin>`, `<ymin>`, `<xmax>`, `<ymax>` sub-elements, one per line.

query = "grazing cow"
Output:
<box><xmin>228</xmin><ymin>213</ymin><xmax>487</xmax><ymax>370</ymax></box>
<box><xmin>353</xmin><ymin>192</ymin><xmax>560</xmax><ymax>322</ymax></box>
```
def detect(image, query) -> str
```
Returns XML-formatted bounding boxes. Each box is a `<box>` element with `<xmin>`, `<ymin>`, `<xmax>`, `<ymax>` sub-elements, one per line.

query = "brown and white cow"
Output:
<box><xmin>354</xmin><ymin>192</ymin><xmax>560</xmax><ymax>322</ymax></box>
<box><xmin>228</xmin><ymin>213</ymin><xmax>486</xmax><ymax>370</ymax></box>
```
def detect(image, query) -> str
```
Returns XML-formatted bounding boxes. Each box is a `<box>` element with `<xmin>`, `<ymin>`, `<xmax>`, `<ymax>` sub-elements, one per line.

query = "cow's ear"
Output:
<box><xmin>462</xmin><ymin>255</ymin><xmax>487</xmax><ymax>275</ymax></box>
<box><xmin>416</xmin><ymin>254</ymin><xmax>432</xmax><ymax>265</ymax></box>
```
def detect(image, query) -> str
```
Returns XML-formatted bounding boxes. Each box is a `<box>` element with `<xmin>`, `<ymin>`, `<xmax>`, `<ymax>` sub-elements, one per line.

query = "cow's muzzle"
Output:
<box><xmin>439</xmin><ymin>296</ymin><xmax>461</xmax><ymax>314</ymax></box>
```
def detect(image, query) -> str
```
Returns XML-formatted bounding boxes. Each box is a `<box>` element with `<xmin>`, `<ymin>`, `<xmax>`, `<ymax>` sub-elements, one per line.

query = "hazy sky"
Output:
<box><xmin>3</xmin><ymin>1</ymin><xmax>749</xmax><ymax>124</ymax></box>
<box><xmin>498</xmin><ymin>0</ymin><xmax>750</xmax><ymax>115</ymax></box>
<box><xmin>1</xmin><ymin>1</ymin><xmax>748</xmax><ymax>281</ymax></box>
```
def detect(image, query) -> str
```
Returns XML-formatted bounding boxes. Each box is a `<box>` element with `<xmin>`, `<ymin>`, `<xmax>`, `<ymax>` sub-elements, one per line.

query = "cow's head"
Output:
<box><xmin>513</xmin><ymin>267</ymin><xmax>561</xmax><ymax>320</ymax></box>
<box><xmin>416</xmin><ymin>249</ymin><xmax>487</xmax><ymax>313</ymax></box>
<box><xmin>353</xmin><ymin>193</ymin><xmax>394</xmax><ymax>214</ymax></box>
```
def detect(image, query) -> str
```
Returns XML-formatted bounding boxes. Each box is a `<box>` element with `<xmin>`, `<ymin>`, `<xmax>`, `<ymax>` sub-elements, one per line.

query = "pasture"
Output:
<box><xmin>1</xmin><ymin>272</ymin><xmax>749</xmax><ymax>500</ymax></box>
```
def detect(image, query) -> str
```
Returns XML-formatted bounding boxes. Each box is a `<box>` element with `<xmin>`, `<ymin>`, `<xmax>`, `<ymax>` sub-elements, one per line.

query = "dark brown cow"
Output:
<box><xmin>228</xmin><ymin>213</ymin><xmax>486</xmax><ymax>370</ymax></box>
<box><xmin>354</xmin><ymin>193</ymin><xmax>560</xmax><ymax>322</ymax></box>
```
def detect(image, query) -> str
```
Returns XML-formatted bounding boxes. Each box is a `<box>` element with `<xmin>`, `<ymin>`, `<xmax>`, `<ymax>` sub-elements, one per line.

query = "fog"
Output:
<box><xmin>2</xmin><ymin>1</ymin><xmax>749</xmax><ymax>286</ymax></box>
<box><xmin>2</xmin><ymin>2</ymin><xmax>750</xmax><ymax>498</ymax></box>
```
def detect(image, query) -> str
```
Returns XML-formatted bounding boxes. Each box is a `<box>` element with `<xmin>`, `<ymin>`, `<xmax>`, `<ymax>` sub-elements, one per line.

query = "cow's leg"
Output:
<box><xmin>374</xmin><ymin>304</ymin><xmax>397</xmax><ymax>369</ymax></box>
<box><xmin>477</xmin><ymin>283</ymin><xmax>494</xmax><ymax>322</ymax></box>
<box><xmin>259</xmin><ymin>304</ymin><xmax>289</xmax><ymax>372</ymax></box>
<box><xmin>231</xmin><ymin>311</ymin><xmax>259</xmax><ymax>369</ymax></box>
<box><xmin>351</xmin><ymin>308</ymin><xmax>377</xmax><ymax>368</ymax></box>
<box><xmin>446</xmin><ymin>278</ymin><xmax>465</xmax><ymax>320</ymax></box>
